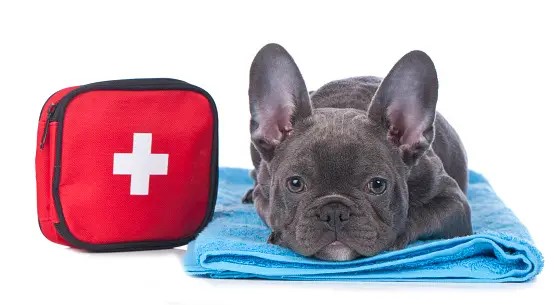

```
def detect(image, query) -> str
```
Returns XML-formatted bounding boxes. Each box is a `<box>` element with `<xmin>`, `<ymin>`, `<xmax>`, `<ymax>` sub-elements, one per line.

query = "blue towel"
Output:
<box><xmin>184</xmin><ymin>167</ymin><xmax>543</xmax><ymax>282</ymax></box>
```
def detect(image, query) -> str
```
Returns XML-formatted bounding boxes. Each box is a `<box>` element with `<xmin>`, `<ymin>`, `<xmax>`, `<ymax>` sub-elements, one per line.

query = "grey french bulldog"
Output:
<box><xmin>243</xmin><ymin>43</ymin><xmax>472</xmax><ymax>261</ymax></box>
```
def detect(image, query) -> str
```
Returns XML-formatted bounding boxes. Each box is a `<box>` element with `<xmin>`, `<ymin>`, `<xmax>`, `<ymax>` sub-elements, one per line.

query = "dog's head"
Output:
<box><xmin>249</xmin><ymin>44</ymin><xmax>439</xmax><ymax>261</ymax></box>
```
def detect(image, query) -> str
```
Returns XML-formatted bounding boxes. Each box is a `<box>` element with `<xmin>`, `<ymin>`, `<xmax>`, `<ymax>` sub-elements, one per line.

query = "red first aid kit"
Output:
<box><xmin>35</xmin><ymin>78</ymin><xmax>218</xmax><ymax>251</ymax></box>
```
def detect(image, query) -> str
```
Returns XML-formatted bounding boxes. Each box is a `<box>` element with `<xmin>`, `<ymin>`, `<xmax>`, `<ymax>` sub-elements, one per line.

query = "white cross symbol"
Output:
<box><xmin>113</xmin><ymin>133</ymin><xmax>169</xmax><ymax>195</ymax></box>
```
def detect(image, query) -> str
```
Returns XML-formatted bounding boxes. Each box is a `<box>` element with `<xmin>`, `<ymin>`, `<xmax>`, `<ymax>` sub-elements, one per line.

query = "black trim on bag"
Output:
<box><xmin>48</xmin><ymin>78</ymin><xmax>219</xmax><ymax>252</ymax></box>
<box><xmin>38</xmin><ymin>90</ymin><xmax>59</xmax><ymax>120</ymax></box>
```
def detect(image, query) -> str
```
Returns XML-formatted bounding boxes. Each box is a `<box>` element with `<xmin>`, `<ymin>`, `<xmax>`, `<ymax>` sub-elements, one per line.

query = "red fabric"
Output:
<box><xmin>36</xmin><ymin>88</ymin><xmax>214</xmax><ymax>246</ymax></box>
<box><xmin>36</xmin><ymin>87</ymin><xmax>77</xmax><ymax>246</ymax></box>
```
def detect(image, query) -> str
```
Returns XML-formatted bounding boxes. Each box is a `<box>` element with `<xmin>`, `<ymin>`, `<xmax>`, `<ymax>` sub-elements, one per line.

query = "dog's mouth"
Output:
<box><xmin>313</xmin><ymin>241</ymin><xmax>361</xmax><ymax>261</ymax></box>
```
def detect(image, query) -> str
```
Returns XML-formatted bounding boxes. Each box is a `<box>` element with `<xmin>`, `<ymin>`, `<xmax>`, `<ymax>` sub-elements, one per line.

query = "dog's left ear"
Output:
<box><xmin>368</xmin><ymin>50</ymin><xmax>439</xmax><ymax>166</ymax></box>
<box><xmin>248</xmin><ymin>43</ymin><xmax>312</xmax><ymax>161</ymax></box>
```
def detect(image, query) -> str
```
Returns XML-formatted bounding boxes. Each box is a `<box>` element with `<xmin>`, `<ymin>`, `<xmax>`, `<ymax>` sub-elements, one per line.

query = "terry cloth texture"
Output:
<box><xmin>185</xmin><ymin>167</ymin><xmax>543</xmax><ymax>282</ymax></box>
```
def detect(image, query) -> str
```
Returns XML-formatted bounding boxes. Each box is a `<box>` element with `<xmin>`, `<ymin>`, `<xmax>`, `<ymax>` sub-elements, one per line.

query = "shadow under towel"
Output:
<box><xmin>184</xmin><ymin>167</ymin><xmax>543</xmax><ymax>282</ymax></box>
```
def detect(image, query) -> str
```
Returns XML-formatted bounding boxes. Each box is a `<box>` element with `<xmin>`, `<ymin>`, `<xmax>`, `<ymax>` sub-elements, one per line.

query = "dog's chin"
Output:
<box><xmin>313</xmin><ymin>241</ymin><xmax>361</xmax><ymax>261</ymax></box>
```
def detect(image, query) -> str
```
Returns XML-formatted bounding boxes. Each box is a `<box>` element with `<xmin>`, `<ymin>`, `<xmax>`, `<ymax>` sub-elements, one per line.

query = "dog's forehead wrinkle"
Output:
<box><xmin>278</xmin><ymin>108</ymin><xmax>397</xmax><ymax>184</ymax></box>
<box><xmin>310</xmin><ymin>141</ymin><xmax>362</xmax><ymax>185</ymax></box>
<box><xmin>306</xmin><ymin>108</ymin><xmax>371</xmax><ymax>139</ymax></box>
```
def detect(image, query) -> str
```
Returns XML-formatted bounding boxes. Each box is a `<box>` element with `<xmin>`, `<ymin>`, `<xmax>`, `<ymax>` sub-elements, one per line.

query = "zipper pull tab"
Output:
<box><xmin>40</xmin><ymin>104</ymin><xmax>57</xmax><ymax>150</ymax></box>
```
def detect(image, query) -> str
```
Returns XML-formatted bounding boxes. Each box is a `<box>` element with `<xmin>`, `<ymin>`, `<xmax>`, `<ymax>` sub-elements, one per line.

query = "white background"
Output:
<box><xmin>1</xmin><ymin>0</ymin><xmax>558</xmax><ymax>304</ymax></box>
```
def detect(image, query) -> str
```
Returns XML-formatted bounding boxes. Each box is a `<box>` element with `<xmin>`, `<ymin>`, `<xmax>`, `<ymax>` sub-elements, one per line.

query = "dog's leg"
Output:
<box><xmin>242</xmin><ymin>169</ymin><xmax>258</xmax><ymax>203</ymax></box>
<box><xmin>242</xmin><ymin>144</ymin><xmax>261</xmax><ymax>203</ymax></box>
<box><xmin>242</xmin><ymin>188</ymin><xmax>254</xmax><ymax>203</ymax></box>
<box><xmin>392</xmin><ymin>174</ymin><xmax>472</xmax><ymax>249</ymax></box>
<box><xmin>242</xmin><ymin>168</ymin><xmax>257</xmax><ymax>203</ymax></box>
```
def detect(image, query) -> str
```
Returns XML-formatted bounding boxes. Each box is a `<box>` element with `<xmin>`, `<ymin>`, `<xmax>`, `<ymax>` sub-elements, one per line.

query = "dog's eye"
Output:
<box><xmin>367</xmin><ymin>177</ymin><xmax>387</xmax><ymax>195</ymax></box>
<box><xmin>286</xmin><ymin>176</ymin><xmax>305</xmax><ymax>193</ymax></box>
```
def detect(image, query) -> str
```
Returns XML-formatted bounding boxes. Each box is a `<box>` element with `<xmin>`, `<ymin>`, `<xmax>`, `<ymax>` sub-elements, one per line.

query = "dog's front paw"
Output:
<box><xmin>242</xmin><ymin>188</ymin><xmax>254</xmax><ymax>204</ymax></box>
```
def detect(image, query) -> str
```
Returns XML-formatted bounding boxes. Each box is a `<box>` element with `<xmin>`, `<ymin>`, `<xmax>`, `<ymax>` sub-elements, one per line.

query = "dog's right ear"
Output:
<box><xmin>368</xmin><ymin>50</ymin><xmax>439</xmax><ymax>166</ymax></box>
<box><xmin>249</xmin><ymin>43</ymin><xmax>312</xmax><ymax>161</ymax></box>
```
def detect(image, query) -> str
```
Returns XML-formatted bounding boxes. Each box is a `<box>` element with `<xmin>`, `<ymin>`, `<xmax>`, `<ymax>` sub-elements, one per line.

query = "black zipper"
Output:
<box><xmin>39</xmin><ymin>103</ymin><xmax>58</xmax><ymax>149</ymax></box>
<box><xmin>52</xmin><ymin>78</ymin><xmax>189</xmax><ymax>122</ymax></box>
<box><xmin>47</xmin><ymin>78</ymin><xmax>219</xmax><ymax>252</ymax></box>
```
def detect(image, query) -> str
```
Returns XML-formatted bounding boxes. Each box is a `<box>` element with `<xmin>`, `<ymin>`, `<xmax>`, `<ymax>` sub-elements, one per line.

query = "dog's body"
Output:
<box><xmin>245</xmin><ymin>44</ymin><xmax>472</xmax><ymax>261</ymax></box>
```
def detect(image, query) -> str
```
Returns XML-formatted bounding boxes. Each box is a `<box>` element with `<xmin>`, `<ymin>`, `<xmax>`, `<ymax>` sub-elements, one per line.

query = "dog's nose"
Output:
<box><xmin>317</xmin><ymin>203</ymin><xmax>350</xmax><ymax>231</ymax></box>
